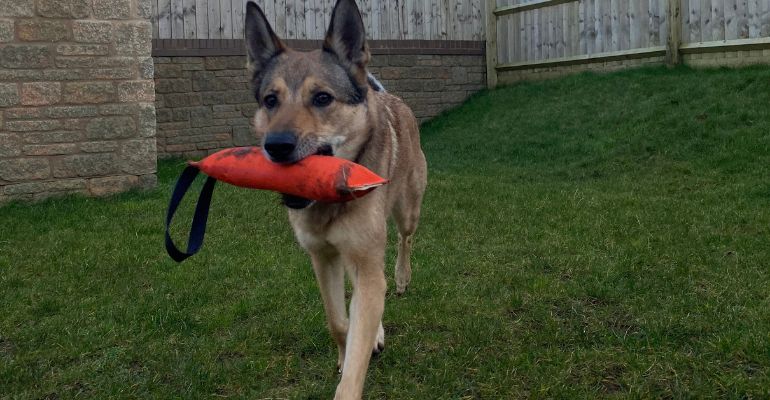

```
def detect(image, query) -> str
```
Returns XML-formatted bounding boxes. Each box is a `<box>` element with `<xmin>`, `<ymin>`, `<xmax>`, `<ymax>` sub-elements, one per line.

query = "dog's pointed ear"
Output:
<box><xmin>245</xmin><ymin>1</ymin><xmax>284</xmax><ymax>74</ymax></box>
<box><xmin>323</xmin><ymin>0</ymin><xmax>370</xmax><ymax>81</ymax></box>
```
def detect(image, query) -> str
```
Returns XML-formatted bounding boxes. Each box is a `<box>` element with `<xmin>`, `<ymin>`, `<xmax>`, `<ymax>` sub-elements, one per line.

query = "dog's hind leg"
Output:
<box><xmin>393</xmin><ymin>189</ymin><xmax>424</xmax><ymax>295</ymax></box>
<box><xmin>311</xmin><ymin>253</ymin><xmax>348</xmax><ymax>372</ymax></box>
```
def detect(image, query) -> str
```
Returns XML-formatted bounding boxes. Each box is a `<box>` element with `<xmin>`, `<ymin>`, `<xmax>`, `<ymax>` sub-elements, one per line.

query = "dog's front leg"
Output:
<box><xmin>311</xmin><ymin>253</ymin><xmax>348</xmax><ymax>372</ymax></box>
<box><xmin>335</xmin><ymin>251</ymin><xmax>386</xmax><ymax>400</ymax></box>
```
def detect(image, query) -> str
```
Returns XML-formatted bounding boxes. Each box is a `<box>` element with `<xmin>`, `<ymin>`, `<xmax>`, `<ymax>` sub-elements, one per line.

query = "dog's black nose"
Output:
<box><xmin>264</xmin><ymin>132</ymin><xmax>297</xmax><ymax>162</ymax></box>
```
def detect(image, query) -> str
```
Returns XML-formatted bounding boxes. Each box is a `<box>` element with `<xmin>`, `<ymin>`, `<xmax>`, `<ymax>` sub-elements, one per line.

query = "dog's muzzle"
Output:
<box><xmin>277</xmin><ymin>144</ymin><xmax>334</xmax><ymax>210</ymax></box>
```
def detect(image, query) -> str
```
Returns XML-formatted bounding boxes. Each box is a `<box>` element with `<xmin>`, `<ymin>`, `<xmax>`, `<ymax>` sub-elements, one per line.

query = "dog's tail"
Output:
<box><xmin>367</xmin><ymin>72</ymin><xmax>385</xmax><ymax>92</ymax></box>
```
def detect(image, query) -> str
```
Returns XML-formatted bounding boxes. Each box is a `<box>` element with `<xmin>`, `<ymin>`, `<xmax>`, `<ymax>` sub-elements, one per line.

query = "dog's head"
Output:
<box><xmin>245</xmin><ymin>0</ymin><xmax>373</xmax><ymax>165</ymax></box>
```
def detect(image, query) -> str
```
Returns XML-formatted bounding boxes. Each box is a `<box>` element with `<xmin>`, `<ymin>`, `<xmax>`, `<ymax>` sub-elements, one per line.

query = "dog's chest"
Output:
<box><xmin>287</xmin><ymin>204</ymin><xmax>343</xmax><ymax>253</ymax></box>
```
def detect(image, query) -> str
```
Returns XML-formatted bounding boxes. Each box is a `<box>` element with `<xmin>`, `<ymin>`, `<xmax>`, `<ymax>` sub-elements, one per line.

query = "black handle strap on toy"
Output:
<box><xmin>165</xmin><ymin>165</ymin><xmax>217</xmax><ymax>262</ymax></box>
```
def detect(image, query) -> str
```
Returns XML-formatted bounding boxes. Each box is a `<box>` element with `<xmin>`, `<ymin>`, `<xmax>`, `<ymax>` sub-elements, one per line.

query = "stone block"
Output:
<box><xmin>239</xmin><ymin>103</ymin><xmax>258</xmax><ymax>117</ymax></box>
<box><xmin>171</xmin><ymin>57</ymin><xmax>204</xmax><ymax>64</ymax></box>
<box><xmin>56</xmin><ymin>44</ymin><xmax>110</xmax><ymax>56</ymax></box>
<box><xmin>190</xmin><ymin>106</ymin><xmax>214</xmax><ymax>127</ymax></box>
<box><xmin>226</xmin><ymin>118</ymin><xmax>248</xmax><ymax>126</ymax></box>
<box><xmin>90</xmin><ymin>68</ymin><xmax>134</xmax><ymax>80</ymax></box>
<box><xmin>20</xmin><ymin>82</ymin><xmax>61</xmax><ymax>106</ymax></box>
<box><xmin>213</xmin><ymin>105</ymin><xmax>237</xmax><ymax>113</ymax></box>
<box><xmin>23</xmin><ymin>143</ymin><xmax>79</xmax><ymax>156</ymax></box>
<box><xmin>87</xmin><ymin>175</ymin><xmax>139</xmax><ymax>196</ymax></box>
<box><xmin>451</xmin><ymin>66</ymin><xmax>467</xmax><ymax>82</ymax></box>
<box><xmin>441</xmin><ymin>91</ymin><xmax>469</xmax><ymax>103</ymax></box>
<box><xmin>411</xmin><ymin>67</ymin><xmax>449</xmax><ymax>79</ymax></box>
<box><xmin>79</xmin><ymin>140</ymin><xmax>120</xmax><ymax>153</ymax></box>
<box><xmin>201</xmin><ymin>91</ymin><xmax>227</xmax><ymax>105</ymax></box>
<box><xmin>98</xmin><ymin>103</ymin><xmax>137</xmax><ymax>116</ymax></box>
<box><xmin>233</xmin><ymin>126</ymin><xmax>258</xmax><ymax>146</ymax></box>
<box><xmin>118</xmin><ymin>80</ymin><xmax>155</xmax><ymax>102</ymax></box>
<box><xmin>156</xmin><ymin>108</ymin><xmax>172</xmax><ymax>123</ymax></box>
<box><xmin>380</xmin><ymin>67</ymin><xmax>401</xmax><ymax>80</ymax></box>
<box><xmin>63</xmin><ymin>81</ymin><xmax>115</xmax><ymax>104</ymax></box>
<box><xmin>136</xmin><ymin>0</ymin><xmax>153</xmax><ymax>18</ymax></box>
<box><xmin>169</xmin><ymin>108</ymin><xmax>189</xmax><ymax>122</ymax></box>
<box><xmin>0</xmin><ymin>83</ymin><xmax>19</xmax><ymax>106</ymax></box>
<box><xmin>388</xmin><ymin>55</ymin><xmax>418</xmax><ymax>67</ymax></box>
<box><xmin>204</xmin><ymin>57</ymin><xmax>246</xmax><ymax>70</ymax></box>
<box><xmin>113</xmin><ymin>21</ymin><xmax>152</xmax><ymax>56</ymax></box>
<box><xmin>139</xmin><ymin>57</ymin><xmax>154</xmax><ymax>79</ymax></box>
<box><xmin>92</xmin><ymin>0</ymin><xmax>130</xmax><ymax>19</ymax></box>
<box><xmin>154</xmin><ymin>63</ymin><xmax>183</xmax><ymax>78</ymax></box>
<box><xmin>164</xmin><ymin>144</ymin><xmax>197</xmax><ymax>153</ymax></box>
<box><xmin>36</xmin><ymin>0</ymin><xmax>70</xmax><ymax>17</ymax></box>
<box><xmin>223</xmin><ymin>90</ymin><xmax>252</xmax><ymax>104</ymax></box>
<box><xmin>70</xmin><ymin>0</ymin><xmax>92</xmax><ymax>18</ymax></box>
<box><xmin>423</xmin><ymin>80</ymin><xmax>445</xmax><ymax>92</ymax></box>
<box><xmin>5</xmin><ymin>119</ymin><xmax>62</xmax><ymax>131</ymax></box>
<box><xmin>3</xmin><ymin>179</ymin><xmax>86</xmax><ymax>195</ymax></box>
<box><xmin>0</xmin><ymin>133</ymin><xmax>22</xmax><ymax>157</ymax></box>
<box><xmin>42</xmin><ymin>105</ymin><xmax>99</xmax><ymax>118</ymax></box>
<box><xmin>0</xmin><ymin>158</ymin><xmax>50</xmax><ymax>181</ymax></box>
<box><xmin>191</xmin><ymin>71</ymin><xmax>220</xmax><ymax>91</ymax></box>
<box><xmin>119</xmin><ymin>139</ymin><xmax>156</xmax><ymax>174</ymax></box>
<box><xmin>52</xmin><ymin>153</ymin><xmax>119</xmax><ymax>178</ymax></box>
<box><xmin>55</xmin><ymin>56</ymin><xmax>134</xmax><ymax>69</ymax></box>
<box><xmin>0</xmin><ymin>45</ymin><xmax>51</xmax><ymax>68</ymax></box>
<box><xmin>17</xmin><ymin>20</ymin><xmax>71</xmax><ymax>42</ymax></box>
<box><xmin>73</xmin><ymin>20</ymin><xmax>112</xmax><ymax>43</ymax></box>
<box><xmin>0</xmin><ymin>0</ymin><xmax>34</xmax><ymax>17</ymax></box>
<box><xmin>0</xmin><ymin>19</ymin><xmax>12</xmax><ymax>42</ymax></box>
<box><xmin>62</xmin><ymin>118</ymin><xmax>88</xmax><ymax>130</ymax></box>
<box><xmin>164</xmin><ymin>93</ymin><xmax>202</xmax><ymax>107</ymax></box>
<box><xmin>138</xmin><ymin>103</ymin><xmax>156</xmax><ymax>138</ymax></box>
<box><xmin>86</xmin><ymin>116</ymin><xmax>136</xmax><ymax>139</ymax></box>
<box><xmin>155</xmin><ymin>78</ymin><xmax>191</xmax><ymax>93</ymax></box>
<box><xmin>22</xmin><ymin>131</ymin><xmax>81</xmax><ymax>144</ymax></box>
<box><xmin>138</xmin><ymin>173</ymin><xmax>157</xmax><ymax>190</ymax></box>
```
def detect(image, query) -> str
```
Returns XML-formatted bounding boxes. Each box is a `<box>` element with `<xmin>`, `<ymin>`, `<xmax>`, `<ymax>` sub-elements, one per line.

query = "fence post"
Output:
<box><xmin>666</xmin><ymin>0</ymin><xmax>681</xmax><ymax>65</ymax></box>
<box><xmin>485</xmin><ymin>0</ymin><xmax>498</xmax><ymax>88</ymax></box>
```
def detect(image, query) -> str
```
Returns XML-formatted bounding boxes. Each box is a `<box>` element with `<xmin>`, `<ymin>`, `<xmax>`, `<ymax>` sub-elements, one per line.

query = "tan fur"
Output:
<box><xmin>245</xmin><ymin>1</ymin><xmax>427</xmax><ymax>397</ymax></box>
<box><xmin>286</xmin><ymin>89</ymin><xmax>426</xmax><ymax>399</ymax></box>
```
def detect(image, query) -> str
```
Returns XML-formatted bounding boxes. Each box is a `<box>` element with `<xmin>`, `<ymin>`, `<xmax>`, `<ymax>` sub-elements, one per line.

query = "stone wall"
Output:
<box><xmin>497</xmin><ymin>56</ymin><xmax>665</xmax><ymax>84</ymax></box>
<box><xmin>682</xmin><ymin>49</ymin><xmax>770</xmax><ymax>68</ymax></box>
<box><xmin>153</xmin><ymin>53</ymin><xmax>485</xmax><ymax>158</ymax></box>
<box><xmin>497</xmin><ymin>49</ymin><xmax>770</xmax><ymax>85</ymax></box>
<box><xmin>0</xmin><ymin>0</ymin><xmax>157</xmax><ymax>204</ymax></box>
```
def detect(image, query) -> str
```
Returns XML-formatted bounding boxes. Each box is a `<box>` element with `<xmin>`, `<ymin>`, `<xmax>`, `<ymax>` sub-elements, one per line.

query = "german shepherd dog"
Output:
<box><xmin>244</xmin><ymin>0</ymin><xmax>427</xmax><ymax>398</ymax></box>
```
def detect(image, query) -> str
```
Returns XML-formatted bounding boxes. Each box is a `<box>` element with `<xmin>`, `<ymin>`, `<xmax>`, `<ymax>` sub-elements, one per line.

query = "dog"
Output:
<box><xmin>244</xmin><ymin>0</ymin><xmax>427</xmax><ymax>398</ymax></box>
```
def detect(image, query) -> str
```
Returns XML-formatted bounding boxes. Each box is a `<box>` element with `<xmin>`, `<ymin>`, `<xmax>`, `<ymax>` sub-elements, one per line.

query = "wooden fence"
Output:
<box><xmin>486</xmin><ymin>0</ymin><xmax>770</xmax><ymax>87</ymax></box>
<box><xmin>152</xmin><ymin>0</ymin><xmax>486</xmax><ymax>41</ymax></box>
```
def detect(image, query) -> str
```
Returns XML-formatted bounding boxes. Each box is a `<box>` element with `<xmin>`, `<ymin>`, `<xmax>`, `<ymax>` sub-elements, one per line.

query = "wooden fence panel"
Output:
<box><xmin>675</xmin><ymin>0</ymin><xmax>770</xmax><ymax>43</ymax></box>
<box><xmin>152</xmin><ymin>0</ymin><xmax>485</xmax><ymax>40</ymax></box>
<box><xmin>488</xmin><ymin>0</ymin><xmax>770</xmax><ymax>88</ymax></box>
<box><xmin>494</xmin><ymin>0</ymin><xmax>674</xmax><ymax>65</ymax></box>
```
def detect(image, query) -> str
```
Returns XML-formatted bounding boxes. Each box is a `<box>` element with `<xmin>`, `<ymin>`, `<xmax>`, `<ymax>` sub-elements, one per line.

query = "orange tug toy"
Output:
<box><xmin>165</xmin><ymin>147</ymin><xmax>388</xmax><ymax>262</ymax></box>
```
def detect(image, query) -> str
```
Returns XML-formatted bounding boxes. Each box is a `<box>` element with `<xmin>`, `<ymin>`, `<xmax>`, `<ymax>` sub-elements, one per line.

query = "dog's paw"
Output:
<box><xmin>372</xmin><ymin>323</ymin><xmax>385</xmax><ymax>356</ymax></box>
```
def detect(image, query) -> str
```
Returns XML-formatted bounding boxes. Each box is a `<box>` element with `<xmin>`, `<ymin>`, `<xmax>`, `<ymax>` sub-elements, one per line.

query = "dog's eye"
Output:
<box><xmin>263</xmin><ymin>94</ymin><xmax>279</xmax><ymax>109</ymax></box>
<box><xmin>312</xmin><ymin>92</ymin><xmax>334</xmax><ymax>108</ymax></box>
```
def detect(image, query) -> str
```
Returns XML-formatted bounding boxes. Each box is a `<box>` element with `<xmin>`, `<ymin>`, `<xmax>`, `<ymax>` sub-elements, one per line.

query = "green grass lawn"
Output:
<box><xmin>2</xmin><ymin>65</ymin><xmax>770</xmax><ymax>399</ymax></box>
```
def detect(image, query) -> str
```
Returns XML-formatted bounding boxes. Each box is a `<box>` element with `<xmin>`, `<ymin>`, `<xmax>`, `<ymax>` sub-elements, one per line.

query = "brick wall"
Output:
<box><xmin>153</xmin><ymin>52</ymin><xmax>485</xmax><ymax>158</ymax></box>
<box><xmin>0</xmin><ymin>0</ymin><xmax>157</xmax><ymax>204</ymax></box>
